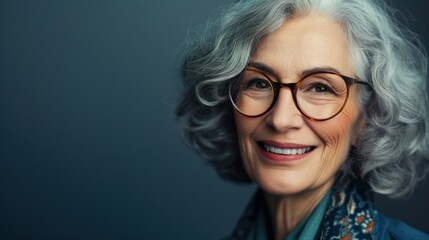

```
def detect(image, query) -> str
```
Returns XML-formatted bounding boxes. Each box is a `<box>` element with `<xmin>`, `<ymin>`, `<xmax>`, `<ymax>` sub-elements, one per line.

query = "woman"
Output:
<box><xmin>176</xmin><ymin>0</ymin><xmax>429</xmax><ymax>239</ymax></box>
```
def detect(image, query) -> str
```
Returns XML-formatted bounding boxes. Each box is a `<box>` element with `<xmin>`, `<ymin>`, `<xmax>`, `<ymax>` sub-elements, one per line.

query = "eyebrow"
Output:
<box><xmin>247</xmin><ymin>61</ymin><xmax>342</xmax><ymax>79</ymax></box>
<box><xmin>247</xmin><ymin>62</ymin><xmax>279</xmax><ymax>78</ymax></box>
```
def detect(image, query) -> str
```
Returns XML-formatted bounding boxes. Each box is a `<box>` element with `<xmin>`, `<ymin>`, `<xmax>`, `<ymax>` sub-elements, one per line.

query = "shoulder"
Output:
<box><xmin>375</xmin><ymin>212</ymin><xmax>429</xmax><ymax>240</ymax></box>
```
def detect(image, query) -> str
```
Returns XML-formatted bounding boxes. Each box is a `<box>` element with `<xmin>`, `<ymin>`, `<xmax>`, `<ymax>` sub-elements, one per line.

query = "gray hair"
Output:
<box><xmin>176</xmin><ymin>0</ymin><xmax>429</xmax><ymax>198</ymax></box>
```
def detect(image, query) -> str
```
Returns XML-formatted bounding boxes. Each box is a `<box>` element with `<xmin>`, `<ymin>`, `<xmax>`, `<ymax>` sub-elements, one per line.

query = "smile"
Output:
<box><xmin>262</xmin><ymin>144</ymin><xmax>314</xmax><ymax>155</ymax></box>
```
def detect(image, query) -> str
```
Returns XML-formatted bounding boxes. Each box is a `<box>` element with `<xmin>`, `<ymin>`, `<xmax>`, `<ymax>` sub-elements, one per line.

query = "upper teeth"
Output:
<box><xmin>264</xmin><ymin>144</ymin><xmax>312</xmax><ymax>155</ymax></box>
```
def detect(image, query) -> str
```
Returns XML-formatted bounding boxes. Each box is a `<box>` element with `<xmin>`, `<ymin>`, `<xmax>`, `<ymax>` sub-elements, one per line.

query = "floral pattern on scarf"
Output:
<box><xmin>320</xmin><ymin>183</ymin><xmax>377</xmax><ymax>240</ymax></box>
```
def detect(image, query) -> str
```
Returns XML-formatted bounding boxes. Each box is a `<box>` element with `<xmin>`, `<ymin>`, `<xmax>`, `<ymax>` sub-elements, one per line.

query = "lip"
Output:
<box><xmin>257</xmin><ymin>140</ymin><xmax>315</xmax><ymax>163</ymax></box>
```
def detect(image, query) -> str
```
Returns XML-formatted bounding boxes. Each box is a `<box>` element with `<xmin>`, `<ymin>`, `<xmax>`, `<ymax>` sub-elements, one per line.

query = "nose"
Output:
<box><xmin>265</xmin><ymin>87</ymin><xmax>304</xmax><ymax>132</ymax></box>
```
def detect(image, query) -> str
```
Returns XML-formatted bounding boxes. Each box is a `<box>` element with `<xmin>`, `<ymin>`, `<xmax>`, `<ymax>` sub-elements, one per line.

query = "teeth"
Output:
<box><xmin>263</xmin><ymin>144</ymin><xmax>313</xmax><ymax>155</ymax></box>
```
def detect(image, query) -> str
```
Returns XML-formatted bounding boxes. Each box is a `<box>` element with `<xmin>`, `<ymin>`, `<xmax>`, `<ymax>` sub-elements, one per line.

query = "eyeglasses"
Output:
<box><xmin>229</xmin><ymin>68</ymin><xmax>370</xmax><ymax>121</ymax></box>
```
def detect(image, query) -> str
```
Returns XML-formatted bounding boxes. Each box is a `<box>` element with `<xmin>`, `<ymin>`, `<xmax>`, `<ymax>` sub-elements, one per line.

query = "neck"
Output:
<box><xmin>264</xmin><ymin>180</ymin><xmax>334</xmax><ymax>240</ymax></box>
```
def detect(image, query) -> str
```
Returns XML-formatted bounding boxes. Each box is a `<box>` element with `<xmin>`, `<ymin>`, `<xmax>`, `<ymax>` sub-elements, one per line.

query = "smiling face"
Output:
<box><xmin>234</xmin><ymin>13</ymin><xmax>363</xmax><ymax>196</ymax></box>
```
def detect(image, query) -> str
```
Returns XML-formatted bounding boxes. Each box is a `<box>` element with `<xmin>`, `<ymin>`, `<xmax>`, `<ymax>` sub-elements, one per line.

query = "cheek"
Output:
<box><xmin>234</xmin><ymin>114</ymin><xmax>261</xmax><ymax>180</ymax></box>
<box><xmin>319</xmin><ymin>113</ymin><xmax>354</xmax><ymax>146</ymax></box>
<box><xmin>237</xmin><ymin>135</ymin><xmax>256</xmax><ymax>181</ymax></box>
<box><xmin>312</xmin><ymin>94</ymin><xmax>361</xmax><ymax>150</ymax></box>
<box><xmin>309</xmin><ymin>110</ymin><xmax>358</xmax><ymax>176</ymax></box>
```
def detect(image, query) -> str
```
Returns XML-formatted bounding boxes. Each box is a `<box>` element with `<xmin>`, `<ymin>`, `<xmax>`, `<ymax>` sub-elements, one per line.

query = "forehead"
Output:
<box><xmin>252</xmin><ymin>13</ymin><xmax>352</xmax><ymax>77</ymax></box>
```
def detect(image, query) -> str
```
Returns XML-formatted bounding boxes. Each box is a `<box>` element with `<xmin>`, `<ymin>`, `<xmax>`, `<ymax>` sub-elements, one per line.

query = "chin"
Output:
<box><xmin>253</xmin><ymin>169</ymin><xmax>335</xmax><ymax>197</ymax></box>
<box><xmin>254</xmin><ymin>172</ymin><xmax>308</xmax><ymax>196</ymax></box>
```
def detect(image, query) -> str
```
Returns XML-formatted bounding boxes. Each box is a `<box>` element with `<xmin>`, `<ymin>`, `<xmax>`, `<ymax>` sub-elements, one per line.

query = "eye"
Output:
<box><xmin>242</xmin><ymin>78</ymin><xmax>271</xmax><ymax>91</ymax></box>
<box><xmin>300</xmin><ymin>73</ymin><xmax>347</xmax><ymax>96</ymax></box>
<box><xmin>300</xmin><ymin>77</ymin><xmax>338</xmax><ymax>95</ymax></box>
<box><xmin>309</xmin><ymin>83</ymin><xmax>335</xmax><ymax>94</ymax></box>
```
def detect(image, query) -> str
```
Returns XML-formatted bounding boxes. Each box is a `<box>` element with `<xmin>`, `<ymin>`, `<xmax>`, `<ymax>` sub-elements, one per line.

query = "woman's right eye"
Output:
<box><xmin>243</xmin><ymin>78</ymin><xmax>270</xmax><ymax>90</ymax></box>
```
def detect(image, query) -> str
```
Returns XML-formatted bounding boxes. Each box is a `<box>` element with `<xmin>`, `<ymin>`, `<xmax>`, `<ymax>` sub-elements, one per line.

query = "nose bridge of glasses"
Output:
<box><xmin>279</xmin><ymin>82</ymin><xmax>296</xmax><ymax>90</ymax></box>
<box><xmin>273</xmin><ymin>82</ymin><xmax>297</xmax><ymax>94</ymax></box>
<box><xmin>272</xmin><ymin>81</ymin><xmax>299</xmax><ymax>109</ymax></box>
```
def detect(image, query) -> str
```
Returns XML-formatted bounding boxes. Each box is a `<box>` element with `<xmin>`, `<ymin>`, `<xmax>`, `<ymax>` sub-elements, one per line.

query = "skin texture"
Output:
<box><xmin>233</xmin><ymin>13</ymin><xmax>363</xmax><ymax>239</ymax></box>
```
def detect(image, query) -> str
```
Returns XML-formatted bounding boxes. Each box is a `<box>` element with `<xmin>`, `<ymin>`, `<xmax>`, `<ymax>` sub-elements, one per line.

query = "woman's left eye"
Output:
<box><xmin>306</xmin><ymin>83</ymin><xmax>335</xmax><ymax>94</ymax></box>
<box><xmin>312</xmin><ymin>84</ymin><xmax>332</xmax><ymax>92</ymax></box>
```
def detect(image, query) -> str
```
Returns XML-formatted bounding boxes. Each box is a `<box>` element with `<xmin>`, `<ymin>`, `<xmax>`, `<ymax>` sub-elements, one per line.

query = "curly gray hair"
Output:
<box><xmin>176</xmin><ymin>0</ymin><xmax>429</xmax><ymax>198</ymax></box>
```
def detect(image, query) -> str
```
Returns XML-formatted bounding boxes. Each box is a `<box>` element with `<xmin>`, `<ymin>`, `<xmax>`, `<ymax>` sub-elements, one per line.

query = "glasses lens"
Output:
<box><xmin>229</xmin><ymin>70</ymin><xmax>274</xmax><ymax>116</ymax></box>
<box><xmin>296</xmin><ymin>73</ymin><xmax>348</xmax><ymax>120</ymax></box>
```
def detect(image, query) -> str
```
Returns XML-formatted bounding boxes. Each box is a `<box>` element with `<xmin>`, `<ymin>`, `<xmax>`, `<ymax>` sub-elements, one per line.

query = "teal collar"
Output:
<box><xmin>287</xmin><ymin>190</ymin><xmax>331</xmax><ymax>240</ymax></box>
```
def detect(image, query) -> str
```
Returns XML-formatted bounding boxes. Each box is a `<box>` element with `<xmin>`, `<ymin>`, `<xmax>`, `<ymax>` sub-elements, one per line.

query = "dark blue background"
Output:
<box><xmin>1</xmin><ymin>0</ymin><xmax>428</xmax><ymax>239</ymax></box>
